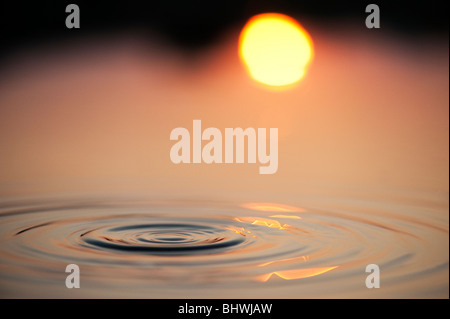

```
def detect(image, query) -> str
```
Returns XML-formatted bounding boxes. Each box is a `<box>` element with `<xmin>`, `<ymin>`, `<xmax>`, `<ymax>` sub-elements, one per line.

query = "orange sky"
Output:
<box><xmin>0</xmin><ymin>24</ymin><xmax>448</xmax><ymax>200</ymax></box>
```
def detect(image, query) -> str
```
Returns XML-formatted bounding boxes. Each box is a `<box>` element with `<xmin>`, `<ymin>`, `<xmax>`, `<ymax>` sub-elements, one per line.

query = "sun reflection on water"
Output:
<box><xmin>241</xmin><ymin>202</ymin><xmax>306</xmax><ymax>213</ymax></box>
<box><xmin>256</xmin><ymin>266</ymin><xmax>338</xmax><ymax>282</ymax></box>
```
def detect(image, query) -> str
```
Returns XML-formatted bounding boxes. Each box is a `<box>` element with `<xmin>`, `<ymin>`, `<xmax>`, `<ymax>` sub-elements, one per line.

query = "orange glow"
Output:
<box><xmin>239</xmin><ymin>13</ymin><xmax>313</xmax><ymax>87</ymax></box>
<box><xmin>241</xmin><ymin>202</ymin><xmax>305</xmax><ymax>213</ymax></box>
<box><xmin>257</xmin><ymin>266</ymin><xmax>338</xmax><ymax>282</ymax></box>
<box><xmin>234</xmin><ymin>217</ymin><xmax>288</xmax><ymax>230</ymax></box>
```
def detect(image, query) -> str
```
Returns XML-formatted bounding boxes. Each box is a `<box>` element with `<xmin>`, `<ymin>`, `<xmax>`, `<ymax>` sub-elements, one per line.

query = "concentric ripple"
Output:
<box><xmin>0</xmin><ymin>196</ymin><xmax>448</xmax><ymax>298</ymax></box>
<box><xmin>80</xmin><ymin>221</ymin><xmax>249</xmax><ymax>255</ymax></box>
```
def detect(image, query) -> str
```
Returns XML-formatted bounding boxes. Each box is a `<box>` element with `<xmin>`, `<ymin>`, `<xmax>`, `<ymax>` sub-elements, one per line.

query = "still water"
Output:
<box><xmin>0</xmin><ymin>194</ymin><xmax>447</xmax><ymax>298</ymax></box>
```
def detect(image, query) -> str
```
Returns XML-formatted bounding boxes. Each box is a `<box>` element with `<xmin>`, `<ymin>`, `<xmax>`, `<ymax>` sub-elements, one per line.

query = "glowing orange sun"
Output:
<box><xmin>239</xmin><ymin>13</ymin><xmax>314</xmax><ymax>88</ymax></box>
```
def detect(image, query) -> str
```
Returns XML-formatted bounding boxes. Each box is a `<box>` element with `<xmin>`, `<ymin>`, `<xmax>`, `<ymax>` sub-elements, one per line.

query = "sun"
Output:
<box><xmin>239</xmin><ymin>13</ymin><xmax>314</xmax><ymax>88</ymax></box>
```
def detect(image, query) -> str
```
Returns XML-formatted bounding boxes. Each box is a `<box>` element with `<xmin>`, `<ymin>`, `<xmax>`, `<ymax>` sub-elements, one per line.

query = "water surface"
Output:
<box><xmin>0</xmin><ymin>195</ymin><xmax>447</xmax><ymax>298</ymax></box>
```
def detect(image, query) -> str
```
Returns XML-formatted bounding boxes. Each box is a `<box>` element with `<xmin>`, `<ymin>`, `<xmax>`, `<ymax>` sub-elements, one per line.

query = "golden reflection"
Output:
<box><xmin>257</xmin><ymin>266</ymin><xmax>338</xmax><ymax>282</ymax></box>
<box><xmin>241</xmin><ymin>202</ymin><xmax>305</xmax><ymax>213</ymax></box>
<box><xmin>225</xmin><ymin>225</ymin><xmax>256</xmax><ymax>237</ymax></box>
<box><xmin>234</xmin><ymin>217</ymin><xmax>288</xmax><ymax>230</ymax></box>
